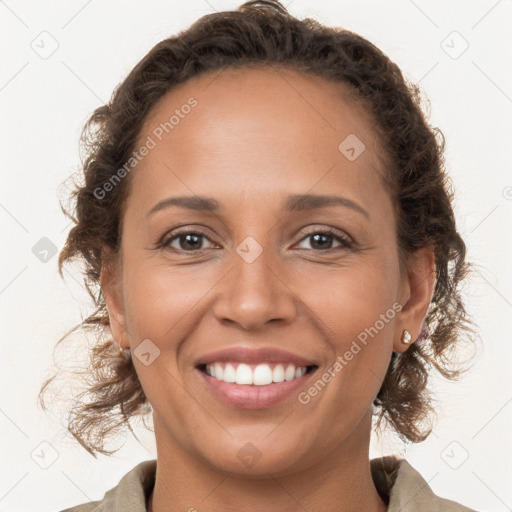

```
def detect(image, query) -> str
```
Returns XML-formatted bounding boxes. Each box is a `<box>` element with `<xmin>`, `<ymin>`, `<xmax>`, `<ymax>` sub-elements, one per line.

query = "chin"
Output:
<box><xmin>198</xmin><ymin>436</ymin><xmax>312</xmax><ymax>478</ymax></box>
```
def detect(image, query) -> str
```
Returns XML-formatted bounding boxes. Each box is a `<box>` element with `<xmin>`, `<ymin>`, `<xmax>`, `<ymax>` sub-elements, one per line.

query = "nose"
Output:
<box><xmin>212</xmin><ymin>243</ymin><xmax>297</xmax><ymax>330</ymax></box>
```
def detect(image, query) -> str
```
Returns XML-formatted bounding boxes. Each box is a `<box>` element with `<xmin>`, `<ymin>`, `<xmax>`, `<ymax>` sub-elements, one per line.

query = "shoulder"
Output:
<box><xmin>56</xmin><ymin>459</ymin><xmax>157</xmax><ymax>512</ymax></box>
<box><xmin>370</xmin><ymin>455</ymin><xmax>478</xmax><ymax>511</ymax></box>
<box><xmin>58</xmin><ymin>502</ymin><xmax>100</xmax><ymax>512</ymax></box>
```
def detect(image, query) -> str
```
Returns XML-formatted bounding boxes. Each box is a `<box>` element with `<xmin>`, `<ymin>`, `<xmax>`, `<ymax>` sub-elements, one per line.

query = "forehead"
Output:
<box><xmin>129</xmin><ymin>65</ymin><xmax>389</xmax><ymax>214</ymax></box>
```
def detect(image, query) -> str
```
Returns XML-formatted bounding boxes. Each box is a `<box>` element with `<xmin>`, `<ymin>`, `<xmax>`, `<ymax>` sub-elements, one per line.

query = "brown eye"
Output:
<box><xmin>161</xmin><ymin>231</ymin><xmax>216</xmax><ymax>252</ymax></box>
<box><xmin>296</xmin><ymin>228</ymin><xmax>352</xmax><ymax>251</ymax></box>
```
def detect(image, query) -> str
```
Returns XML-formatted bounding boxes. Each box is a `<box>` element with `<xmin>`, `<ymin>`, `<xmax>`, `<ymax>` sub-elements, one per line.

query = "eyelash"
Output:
<box><xmin>157</xmin><ymin>227</ymin><xmax>353</xmax><ymax>254</ymax></box>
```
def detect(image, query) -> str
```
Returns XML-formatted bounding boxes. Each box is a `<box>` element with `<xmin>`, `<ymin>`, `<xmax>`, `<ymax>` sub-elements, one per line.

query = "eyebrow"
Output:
<box><xmin>146</xmin><ymin>193</ymin><xmax>370</xmax><ymax>220</ymax></box>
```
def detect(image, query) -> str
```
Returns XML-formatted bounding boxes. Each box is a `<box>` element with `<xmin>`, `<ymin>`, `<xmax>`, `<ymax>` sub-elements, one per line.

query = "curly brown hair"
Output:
<box><xmin>39</xmin><ymin>0</ymin><xmax>477</xmax><ymax>457</ymax></box>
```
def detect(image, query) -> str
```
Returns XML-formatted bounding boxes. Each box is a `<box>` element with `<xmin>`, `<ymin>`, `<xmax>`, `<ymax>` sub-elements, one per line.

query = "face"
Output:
<box><xmin>102</xmin><ymin>66</ymin><xmax>434</xmax><ymax>477</ymax></box>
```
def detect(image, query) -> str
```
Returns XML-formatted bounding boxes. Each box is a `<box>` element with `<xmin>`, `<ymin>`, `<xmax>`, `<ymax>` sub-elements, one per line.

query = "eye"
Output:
<box><xmin>295</xmin><ymin>228</ymin><xmax>353</xmax><ymax>251</ymax></box>
<box><xmin>158</xmin><ymin>226</ymin><xmax>353</xmax><ymax>254</ymax></box>
<box><xmin>160</xmin><ymin>230</ymin><xmax>217</xmax><ymax>252</ymax></box>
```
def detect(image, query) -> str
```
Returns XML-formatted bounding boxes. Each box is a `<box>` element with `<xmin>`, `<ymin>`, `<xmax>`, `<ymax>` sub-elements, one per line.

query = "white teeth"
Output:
<box><xmin>236</xmin><ymin>363</ymin><xmax>253</xmax><ymax>385</ymax></box>
<box><xmin>205</xmin><ymin>362</ymin><xmax>308</xmax><ymax>385</ymax></box>
<box><xmin>272</xmin><ymin>364</ymin><xmax>285</xmax><ymax>383</ymax></box>
<box><xmin>223</xmin><ymin>363</ymin><xmax>236</xmax><ymax>382</ymax></box>
<box><xmin>295</xmin><ymin>366</ymin><xmax>307</xmax><ymax>378</ymax></box>
<box><xmin>214</xmin><ymin>363</ymin><xmax>223</xmax><ymax>380</ymax></box>
<box><xmin>284</xmin><ymin>364</ymin><xmax>296</xmax><ymax>381</ymax></box>
<box><xmin>253</xmin><ymin>364</ymin><xmax>273</xmax><ymax>385</ymax></box>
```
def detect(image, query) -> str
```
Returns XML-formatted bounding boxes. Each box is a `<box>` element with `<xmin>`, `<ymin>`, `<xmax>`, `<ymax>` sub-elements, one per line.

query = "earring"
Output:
<box><xmin>401</xmin><ymin>329</ymin><xmax>412</xmax><ymax>344</ymax></box>
<box><xmin>111</xmin><ymin>340</ymin><xmax>124</xmax><ymax>354</ymax></box>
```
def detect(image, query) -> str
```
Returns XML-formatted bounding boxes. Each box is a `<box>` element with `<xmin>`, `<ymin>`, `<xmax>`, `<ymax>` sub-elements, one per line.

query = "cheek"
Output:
<box><xmin>310</xmin><ymin>257</ymin><xmax>398</xmax><ymax>397</ymax></box>
<box><xmin>122</xmin><ymin>260</ymin><xmax>207</xmax><ymax>341</ymax></box>
<box><xmin>311</xmin><ymin>253</ymin><xmax>399</xmax><ymax>336</ymax></box>
<box><xmin>120</xmin><ymin>261</ymin><xmax>205</xmax><ymax>413</ymax></box>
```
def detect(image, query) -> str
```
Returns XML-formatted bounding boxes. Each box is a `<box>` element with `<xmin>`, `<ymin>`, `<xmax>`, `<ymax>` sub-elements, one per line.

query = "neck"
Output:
<box><xmin>148</xmin><ymin>411</ymin><xmax>387</xmax><ymax>512</ymax></box>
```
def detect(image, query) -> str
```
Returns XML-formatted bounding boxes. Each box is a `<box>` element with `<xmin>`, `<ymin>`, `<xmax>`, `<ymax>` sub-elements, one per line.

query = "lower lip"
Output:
<box><xmin>197</xmin><ymin>368</ymin><xmax>316</xmax><ymax>409</ymax></box>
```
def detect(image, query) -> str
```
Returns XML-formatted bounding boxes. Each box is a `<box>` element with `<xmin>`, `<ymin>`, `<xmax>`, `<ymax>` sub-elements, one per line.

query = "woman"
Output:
<box><xmin>40</xmin><ymin>1</ymin><xmax>477</xmax><ymax>510</ymax></box>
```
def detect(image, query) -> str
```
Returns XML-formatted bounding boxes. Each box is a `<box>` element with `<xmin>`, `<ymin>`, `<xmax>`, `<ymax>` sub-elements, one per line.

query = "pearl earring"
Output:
<box><xmin>401</xmin><ymin>330</ymin><xmax>412</xmax><ymax>344</ymax></box>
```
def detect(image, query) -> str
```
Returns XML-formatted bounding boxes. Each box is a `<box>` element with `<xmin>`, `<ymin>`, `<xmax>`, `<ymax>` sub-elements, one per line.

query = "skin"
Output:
<box><xmin>101</xmin><ymin>66</ymin><xmax>435</xmax><ymax>512</ymax></box>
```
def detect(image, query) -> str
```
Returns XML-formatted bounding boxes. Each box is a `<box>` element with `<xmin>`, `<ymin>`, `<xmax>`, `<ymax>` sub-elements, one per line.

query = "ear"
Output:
<box><xmin>394</xmin><ymin>246</ymin><xmax>436</xmax><ymax>352</ymax></box>
<box><xmin>100</xmin><ymin>249</ymin><xmax>129</xmax><ymax>350</ymax></box>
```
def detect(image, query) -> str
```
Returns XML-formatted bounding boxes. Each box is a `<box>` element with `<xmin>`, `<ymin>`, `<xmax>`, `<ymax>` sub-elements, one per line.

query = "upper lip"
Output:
<box><xmin>195</xmin><ymin>347</ymin><xmax>318</xmax><ymax>367</ymax></box>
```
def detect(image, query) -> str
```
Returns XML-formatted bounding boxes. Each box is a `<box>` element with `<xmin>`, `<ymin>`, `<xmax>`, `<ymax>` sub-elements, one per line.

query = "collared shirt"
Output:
<box><xmin>59</xmin><ymin>455</ymin><xmax>477</xmax><ymax>511</ymax></box>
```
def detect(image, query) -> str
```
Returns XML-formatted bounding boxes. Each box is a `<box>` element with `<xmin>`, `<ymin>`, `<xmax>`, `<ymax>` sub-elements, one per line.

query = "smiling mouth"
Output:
<box><xmin>197</xmin><ymin>362</ymin><xmax>318</xmax><ymax>386</ymax></box>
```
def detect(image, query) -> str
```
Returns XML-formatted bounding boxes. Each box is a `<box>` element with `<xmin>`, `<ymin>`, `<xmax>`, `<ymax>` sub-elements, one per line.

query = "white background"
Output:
<box><xmin>1</xmin><ymin>1</ymin><xmax>511</xmax><ymax>511</ymax></box>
